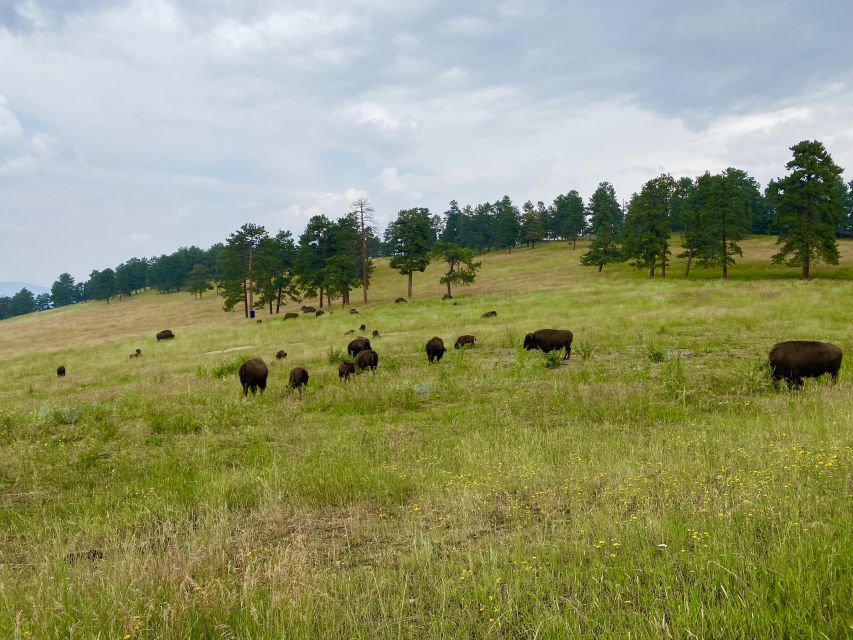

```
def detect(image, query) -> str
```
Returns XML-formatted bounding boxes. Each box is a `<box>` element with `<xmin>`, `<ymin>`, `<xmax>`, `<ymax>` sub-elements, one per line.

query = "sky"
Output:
<box><xmin>1</xmin><ymin>0</ymin><xmax>852</xmax><ymax>285</ymax></box>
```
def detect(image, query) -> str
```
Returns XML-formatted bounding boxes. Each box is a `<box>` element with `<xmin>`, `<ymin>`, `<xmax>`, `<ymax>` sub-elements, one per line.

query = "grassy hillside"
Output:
<box><xmin>1</xmin><ymin>238</ymin><xmax>851</xmax><ymax>638</ymax></box>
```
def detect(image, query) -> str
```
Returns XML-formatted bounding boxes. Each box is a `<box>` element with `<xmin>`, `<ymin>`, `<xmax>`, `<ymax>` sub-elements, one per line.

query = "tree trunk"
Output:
<box><xmin>572</xmin><ymin>236</ymin><xmax>577</xmax><ymax>250</ymax></box>
<box><xmin>446</xmin><ymin>279</ymin><xmax>452</xmax><ymax>298</ymax></box>
<box><xmin>319</xmin><ymin>286</ymin><xmax>324</xmax><ymax>308</ymax></box>
<box><xmin>407</xmin><ymin>272</ymin><xmax>413</xmax><ymax>299</ymax></box>
<box><xmin>243</xmin><ymin>280</ymin><xmax>248</xmax><ymax>318</ymax></box>
<box><xmin>247</xmin><ymin>249</ymin><xmax>254</xmax><ymax>313</ymax></box>
<box><xmin>598</xmin><ymin>263</ymin><xmax>603</xmax><ymax>273</ymax></box>
<box><xmin>803</xmin><ymin>256</ymin><xmax>810</xmax><ymax>280</ymax></box>
<box><xmin>276</xmin><ymin>286</ymin><xmax>282</xmax><ymax>313</ymax></box>
<box><xmin>721</xmin><ymin>229</ymin><xmax>728</xmax><ymax>280</ymax></box>
<box><xmin>685</xmin><ymin>251</ymin><xmax>693</xmax><ymax>278</ymax></box>
<box><xmin>649</xmin><ymin>263</ymin><xmax>655</xmax><ymax>278</ymax></box>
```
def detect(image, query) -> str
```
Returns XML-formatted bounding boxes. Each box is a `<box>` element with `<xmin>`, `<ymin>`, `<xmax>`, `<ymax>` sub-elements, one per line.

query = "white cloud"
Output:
<box><xmin>374</xmin><ymin>167</ymin><xmax>422</xmax><ymax>201</ymax></box>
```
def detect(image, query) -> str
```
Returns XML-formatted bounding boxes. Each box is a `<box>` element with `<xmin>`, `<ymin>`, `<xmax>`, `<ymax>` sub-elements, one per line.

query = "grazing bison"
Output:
<box><xmin>56</xmin><ymin>365</ymin><xmax>66</xmax><ymax>377</ymax></box>
<box><xmin>768</xmin><ymin>341</ymin><xmax>842</xmax><ymax>389</ymax></box>
<box><xmin>288</xmin><ymin>367</ymin><xmax>309</xmax><ymax>393</ymax></box>
<box><xmin>395</xmin><ymin>297</ymin><xmax>407</xmax><ymax>303</ymax></box>
<box><xmin>238</xmin><ymin>357</ymin><xmax>268</xmax><ymax>396</ymax></box>
<box><xmin>275</xmin><ymin>350</ymin><xmax>287</xmax><ymax>360</ymax></box>
<box><xmin>481</xmin><ymin>310</ymin><xmax>497</xmax><ymax>318</ymax></box>
<box><xmin>350</xmin><ymin>308</ymin><xmax>359</xmax><ymax>315</ymax></box>
<box><xmin>426</xmin><ymin>337</ymin><xmax>446</xmax><ymax>364</ymax></box>
<box><xmin>348</xmin><ymin>337</ymin><xmax>372</xmax><ymax>356</ymax></box>
<box><xmin>355</xmin><ymin>349</ymin><xmax>379</xmax><ymax>373</ymax></box>
<box><xmin>256</xmin><ymin>319</ymin><xmax>263</xmax><ymax>324</ymax></box>
<box><xmin>339</xmin><ymin>360</ymin><xmax>356</xmax><ymax>381</ymax></box>
<box><xmin>284</xmin><ymin>312</ymin><xmax>298</xmax><ymax>320</ymax></box>
<box><xmin>129</xmin><ymin>348</ymin><xmax>142</xmax><ymax>359</ymax></box>
<box><xmin>455</xmin><ymin>335</ymin><xmax>476</xmax><ymax>349</ymax></box>
<box><xmin>372</xmin><ymin>329</ymin><xmax>380</xmax><ymax>338</ymax></box>
<box><xmin>156</xmin><ymin>329</ymin><xmax>175</xmax><ymax>341</ymax></box>
<box><xmin>315</xmin><ymin>309</ymin><xmax>325</xmax><ymax>317</ymax></box>
<box><xmin>301</xmin><ymin>306</ymin><xmax>316</xmax><ymax>313</ymax></box>
<box><xmin>524</xmin><ymin>329</ymin><xmax>573</xmax><ymax>360</ymax></box>
<box><xmin>359</xmin><ymin>323</ymin><xmax>366</xmax><ymax>331</ymax></box>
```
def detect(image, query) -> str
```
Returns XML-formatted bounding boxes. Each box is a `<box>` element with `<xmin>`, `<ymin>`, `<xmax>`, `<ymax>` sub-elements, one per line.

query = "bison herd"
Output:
<box><xmin>52</xmin><ymin>318</ymin><xmax>844</xmax><ymax>398</ymax></box>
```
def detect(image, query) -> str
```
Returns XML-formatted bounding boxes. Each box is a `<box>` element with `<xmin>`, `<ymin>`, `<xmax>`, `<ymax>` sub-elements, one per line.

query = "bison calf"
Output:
<box><xmin>426</xmin><ymin>337</ymin><xmax>446</xmax><ymax>364</ymax></box>
<box><xmin>289</xmin><ymin>367</ymin><xmax>309</xmax><ymax>393</ymax></box>
<box><xmin>348</xmin><ymin>337</ymin><xmax>372</xmax><ymax>357</ymax></box>
<box><xmin>129</xmin><ymin>348</ymin><xmax>142</xmax><ymax>359</ymax></box>
<box><xmin>339</xmin><ymin>360</ymin><xmax>356</xmax><ymax>381</ymax></box>
<box><xmin>372</xmin><ymin>329</ymin><xmax>380</xmax><ymax>338</ymax></box>
<box><xmin>355</xmin><ymin>349</ymin><xmax>379</xmax><ymax>373</ymax></box>
<box><xmin>275</xmin><ymin>350</ymin><xmax>287</xmax><ymax>360</ymax></box>
<box><xmin>481</xmin><ymin>310</ymin><xmax>497</xmax><ymax>318</ymax></box>
<box><xmin>769</xmin><ymin>340</ymin><xmax>842</xmax><ymax>389</ymax></box>
<box><xmin>524</xmin><ymin>329</ymin><xmax>573</xmax><ymax>360</ymax></box>
<box><xmin>238</xmin><ymin>358</ymin><xmax>268</xmax><ymax>396</ymax></box>
<box><xmin>455</xmin><ymin>335</ymin><xmax>476</xmax><ymax>349</ymax></box>
<box><xmin>156</xmin><ymin>329</ymin><xmax>175</xmax><ymax>341</ymax></box>
<box><xmin>315</xmin><ymin>309</ymin><xmax>325</xmax><ymax>317</ymax></box>
<box><xmin>56</xmin><ymin>365</ymin><xmax>66</xmax><ymax>377</ymax></box>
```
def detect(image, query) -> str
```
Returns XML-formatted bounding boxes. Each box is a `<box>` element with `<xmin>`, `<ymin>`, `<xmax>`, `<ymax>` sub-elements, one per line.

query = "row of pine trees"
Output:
<box><xmin>2</xmin><ymin>140</ymin><xmax>850</xmax><ymax>320</ymax></box>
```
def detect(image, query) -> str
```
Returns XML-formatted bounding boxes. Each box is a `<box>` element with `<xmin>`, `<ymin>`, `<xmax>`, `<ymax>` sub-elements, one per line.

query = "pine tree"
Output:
<box><xmin>50</xmin><ymin>273</ymin><xmax>78</xmax><ymax>307</ymax></box>
<box><xmin>621</xmin><ymin>175</ymin><xmax>675</xmax><ymax>278</ymax></box>
<box><xmin>772</xmin><ymin>140</ymin><xmax>845</xmax><ymax>279</ymax></box>
<box><xmin>521</xmin><ymin>201</ymin><xmax>544</xmax><ymax>248</ymax></box>
<box><xmin>695</xmin><ymin>169</ymin><xmax>753</xmax><ymax>279</ymax></box>
<box><xmin>554</xmin><ymin>191</ymin><xmax>586</xmax><ymax>248</ymax></box>
<box><xmin>580</xmin><ymin>182</ymin><xmax>623</xmax><ymax>272</ymax></box>
<box><xmin>386</xmin><ymin>208</ymin><xmax>435</xmax><ymax>298</ymax></box>
<box><xmin>185</xmin><ymin>264</ymin><xmax>213</xmax><ymax>299</ymax></box>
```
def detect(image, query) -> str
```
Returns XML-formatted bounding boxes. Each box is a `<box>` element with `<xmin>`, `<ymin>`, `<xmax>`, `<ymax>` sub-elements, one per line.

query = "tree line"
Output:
<box><xmin>2</xmin><ymin>139</ymin><xmax>850</xmax><ymax>321</ymax></box>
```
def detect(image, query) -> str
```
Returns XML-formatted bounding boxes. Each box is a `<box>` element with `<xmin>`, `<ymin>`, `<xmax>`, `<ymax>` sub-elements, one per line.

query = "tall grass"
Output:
<box><xmin>0</xmin><ymin>238</ymin><xmax>850</xmax><ymax>638</ymax></box>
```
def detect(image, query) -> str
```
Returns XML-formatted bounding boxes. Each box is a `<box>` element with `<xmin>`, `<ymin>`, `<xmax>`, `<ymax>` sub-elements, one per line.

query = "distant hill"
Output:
<box><xmin>0</xmin><ymin>282</ymin><xmax>50</xmax><ymax>296</ymax></box>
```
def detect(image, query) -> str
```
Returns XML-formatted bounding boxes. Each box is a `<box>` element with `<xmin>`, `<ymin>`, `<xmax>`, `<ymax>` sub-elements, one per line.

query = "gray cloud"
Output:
<box><xmin>0</xmin><ymin>0</ymin><xmax>852</xmax><ymax>284</ymax></box>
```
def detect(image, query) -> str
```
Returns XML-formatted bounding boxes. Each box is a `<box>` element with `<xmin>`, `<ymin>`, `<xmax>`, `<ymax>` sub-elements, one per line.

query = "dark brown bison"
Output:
<box><xmin>288</xmin><ymin>367</ymin><xmax>309</xmax><ymax>393</ymax></box>
<box><xmin>395</xmin><ymin>297</ymin><xmax>407</xmax><ymax>303</ymax></box>
<box><xmin>372</xmin><ymin>329</ymin><xmax>380</xmax><ymax>338</ymax></box>
<box><xmin>315</xmin><ymin>309</ymin><xmax>325</xmax><ymax>317</ymax></box>
<box><xmin>359</xmin><ymin>323</ymin><xmax>366</xmax><ymax>331</ymax></box>
<box><xmin>348</xmin><ymin>337</ymin><xmax>372</xmax><ymax>356</ymax></box>
<box><xmin>455</xmin><ymin>335</ymin><xmax>476</xmax><ymax>349</ymax></box>
<box><xmin>350</xmin><ymin>308</ymin><xmax>359</xmax><ymax>315</ymax></box>
<box><xmin>301</xmin><ymin>305</ymin><xmax>316</xmax><ymax>313</ymax></box>
<box><xmin>156</xmin><ymin>329</ymin><xmax>175</xmax><ymax>341</ymax></box>
<box><xmin>284</xmin><ymin>312</ymin><xmax>298</xmax><ymax>320</ymax></box>
<box><xmin>56</xmin><ymin>365</ymin><xmax>66</xmax><ymax>377</ymax></box>
<box><xmin>275</xmin><ymin>350</ymin><xmax>287</xmax><ymax>360</ymax></box>
<box><xmin>442</xmin><ymin>293</ymin><xmax>452</xmax><ymax>300</ymax></box>
<box><xmin>129</xmin><ymin>348</ymin><xmax>142</xmax><ymax>359</ymax></box>
<box><xmin>238</xmin><ymin>357</ymin><xmax>268</xmax><ymax>396</ymax></box>
<box><xmin>339</xmin><ymin>360</ymin><xmax>355</xmax><ymax>381</ymax></box>
<box><xmin>426</xmin><ymin>337</ymin><xmax>446</xmax><ymax>364</ymax></box>
<box><xmin>481</xmin><ymin>310</ymin><xmax>497</xmax><ymax>318</ymax></box>
<box><xmin>768</xmin><ymin>341</ymin><xmax>842</xmax><ymax>389</ymax></box>
<box><xmin>355</xmin><ymin>349</ymin><xmax>379</xmax><ymax>373</ymax></box>
<box><xmin>524</xmin><ymin>329</ymin><xmax>573</xmax><ymax>360</ymax></box>
<box><xmin>256</xmin><ymin>319</ymin><xmax>263</xmax><ymax>324</ymax></box>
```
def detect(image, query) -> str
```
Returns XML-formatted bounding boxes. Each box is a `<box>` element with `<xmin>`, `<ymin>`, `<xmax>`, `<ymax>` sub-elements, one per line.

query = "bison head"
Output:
<box><xmin>523</xmin><ymin>333</ymin><xmax>534</xmax><ymax>350</ymax></box>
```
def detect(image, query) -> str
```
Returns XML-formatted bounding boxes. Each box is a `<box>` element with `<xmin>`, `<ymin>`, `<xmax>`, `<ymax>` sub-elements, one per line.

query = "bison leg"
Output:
<box><xmin>563</xmin><ymin>345</ymin><xmax>572</xmax><ymax>360</ymax></box>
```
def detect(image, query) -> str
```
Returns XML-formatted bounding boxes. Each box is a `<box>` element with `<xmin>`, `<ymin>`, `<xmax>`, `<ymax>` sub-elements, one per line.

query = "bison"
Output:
<box><xmin>395</xmin><ymin>297</ymin><xmax>407</xmax><ymax>303</ymax></box>
<box><xmin>355</xmin><ymin>349</ymin><xmax>379</xmax><ymax>373</ymax></box>
<box><xmin>442</xmin><ymin>293</ymin><xmax>452</xmax><ymax>300</ymax></box>
<box><xmin>288</xmin><ymin>367</ymin><xmax>309</xmax><ymax>393</ymax></box>
<box><xmin>481</xmin><ymin>310</ymin><xmax>497</xmax><ymax>318</ymax></box>
<box><xmin>372</xmin><ymin>329</ymin><xmax>380</xmax><ymax>338</ymax></box>
<box><xmin>524</xmin><ymin>329</ymin><xmax>573</xmax><ymax>360</ymax></box>
<box><xmin>350</xmin><ymin>308</ymin><xmax>359</xmax><ymax>315</ymax></box>
<box><xmin>339</xmin><ymin>360</ymin><xmax>356</xmax><ymax>381</ymax></box>
<box><xmin>301</xmin><ymin>306</ymin><xmax>316</xmax><ymax>313</ymax></box>
<box><xmin>156</xmin><ymin>329</ymin><xmax>175</xmax><ymax>341</ymax></box>
<box><xmin>768</xmin><ymin>341</ymin><xmax>842</xmax><ymax>389</ymax></box>
<box><xmin>256</xmin><ymin>319</ymin><xmax>263</xmax><ymax>324</ymax></box>
<box><xmin>238</xmin><ymin>357</ymin><xmax>268</xmax><ymax>396</ymax></box>
<box><xmin>284</xmin><ymin>312</ymin><xmax>298</xmax><ymax>320</ymax></box>
<box><xmin>426</xmin><ymin>337</ymin><xmax>446</xmax><ymax>364</ymax></box>
<box><xmin>129</xmin><ymin>348</ymin><xmax>142</xmax><ymax>359</ymax></box>
<box><xmin>455</xmin><ymin>335</ymin><xmax>476</xmax><ymax>349</ymax></box>
<box><xmin>315</xmin><ymin>309</ymin><xmax>325</xmax><ymax>317</ymax></box>
<box><xmin>275</xmin><ymin>350</ymin><xmax>287</xmax><ymax>360</ymax></box>
<box><xmin>56</xmin><ymin>365</ymin><xmax>66</xmax><ymax>377</ymax></box>
<box><xmin>359</xmin><ymin>323</ymin><xmax>366</xmax><ymax>331</ymax></box>
<box><xmin>347</xmin><ymin>337</ymin><xmax>372</xmax><ymax>356</ymax></box>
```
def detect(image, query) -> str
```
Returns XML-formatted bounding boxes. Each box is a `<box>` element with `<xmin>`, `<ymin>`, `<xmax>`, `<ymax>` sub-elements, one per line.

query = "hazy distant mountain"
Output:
<box><xmin>0</xmin><ymin>282</ymin><xmax>50</xmax><ymax>297</ymax></box>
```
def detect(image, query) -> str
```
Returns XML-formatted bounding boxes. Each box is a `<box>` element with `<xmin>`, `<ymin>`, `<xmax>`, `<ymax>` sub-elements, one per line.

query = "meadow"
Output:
<box><xmin>0</xmin><ymin>238</ymin><xmax>851</xmax><ymax>639</ymax></box>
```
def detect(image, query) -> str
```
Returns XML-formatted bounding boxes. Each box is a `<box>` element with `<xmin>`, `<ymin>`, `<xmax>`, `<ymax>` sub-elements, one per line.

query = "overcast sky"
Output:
<box><xmin>1</xmin><ymin>0</ymin><xmax>852</xmax><ymax>284</ymax></box>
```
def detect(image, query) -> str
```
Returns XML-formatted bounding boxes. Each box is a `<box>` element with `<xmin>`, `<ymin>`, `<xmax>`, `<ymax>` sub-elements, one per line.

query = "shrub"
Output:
<box><xmin>326</xmin><ymin>346</ymin><xmax>346</xmax><ymax>364</ymax></box>
<box><xmin>575</xmin><ymin>340</ymin><xmax>596</xmax><ymax>362</ymax></box>
<box><xmin>543</xmin><ymin>351</ymin><xmax>562</xmax><ymax>369</ymax></box>
<box><xmin>211</xmin><ymin>359</ymin><xmax>243</xmax><ymax>379</ymax></box>
<box><xmin>645</xmin><ymin>342</ymin><xmax>666</xmax><ymax>363</ymax></box>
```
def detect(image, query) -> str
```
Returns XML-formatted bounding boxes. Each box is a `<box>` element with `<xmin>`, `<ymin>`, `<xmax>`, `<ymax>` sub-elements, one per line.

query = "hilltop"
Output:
<box><xmin>0</xmin><ymin>237</ymin><xmax>851</xmax><ymax>638</ymax></box>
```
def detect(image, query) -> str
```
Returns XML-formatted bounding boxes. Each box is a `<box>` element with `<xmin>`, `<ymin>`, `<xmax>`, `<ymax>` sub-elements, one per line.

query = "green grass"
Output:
<box><xmin>0</xmin><ymin>239</ymin><xmax>851</xmax><ymax>638</ymax></box>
